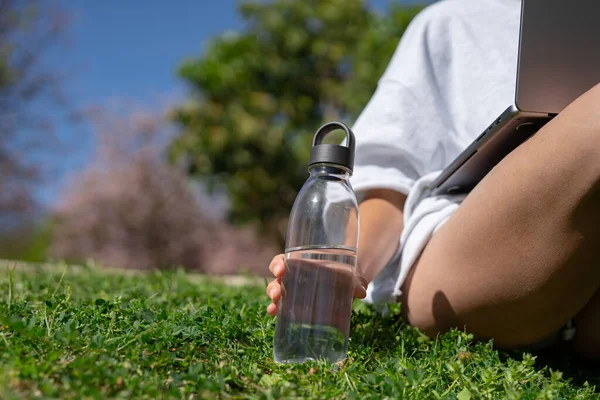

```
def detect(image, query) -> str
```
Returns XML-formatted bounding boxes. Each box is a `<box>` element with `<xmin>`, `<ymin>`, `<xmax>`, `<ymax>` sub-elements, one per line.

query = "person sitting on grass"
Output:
<box><xmin>266</xmin><ymin>0</ymin><xmax>600</xmax><ymax>360</ymax></box>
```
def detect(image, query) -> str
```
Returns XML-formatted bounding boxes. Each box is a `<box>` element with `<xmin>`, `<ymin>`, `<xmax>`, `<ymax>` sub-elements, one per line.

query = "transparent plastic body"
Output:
<box><xmin>273</xmin><ymin>164</ymin><xmax>359</xmax><ymax>364</ymax></box>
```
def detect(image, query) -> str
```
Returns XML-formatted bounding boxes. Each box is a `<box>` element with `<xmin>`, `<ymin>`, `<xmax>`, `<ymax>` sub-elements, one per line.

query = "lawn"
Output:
<box><xmin>0</xmin><ymin>262</ymin><xmax>598</xmax><ymax>399</ymax></box>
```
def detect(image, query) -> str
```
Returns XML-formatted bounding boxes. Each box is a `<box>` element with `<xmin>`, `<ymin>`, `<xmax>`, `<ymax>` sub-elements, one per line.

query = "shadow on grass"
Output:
<box><xmin>501</xmin><ymin>346</ymin><xmax>600</xmax><ymax>392</ymax></box>
<box><xmin>535</xmin><ymin>350</ymin><xmax>600</xmax><ymax>392</ymax></box>
<box><xmin>430</xmin><ymin>289</ymin><xmax>600</xmax><ymax>392</ymax></box>
<box><xmin>353</xmin><ymin>300</ymin><xmax>600</xmax><ymax>393</ymax></box>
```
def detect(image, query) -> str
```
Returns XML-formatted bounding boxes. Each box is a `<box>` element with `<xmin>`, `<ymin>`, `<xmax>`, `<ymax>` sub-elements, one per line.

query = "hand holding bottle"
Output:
<box><xmin>266</xmin><ymin>254</ymin><xmax>369</xmax><ymax>316</ymax></box>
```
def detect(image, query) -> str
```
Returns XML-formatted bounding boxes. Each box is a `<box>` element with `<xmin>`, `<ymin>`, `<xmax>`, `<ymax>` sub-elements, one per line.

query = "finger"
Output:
<box><xmin>353</xmin><ymin>274</ymin><xmax>368</xmax><ymax>299</ymax></box>
<box><xmin>266</xmin><ymin>276</ymin><xmax>281</xmax><ymax>292</ymax></box>
<box><xmin>353</xmin><ymin>284</ymin><xmax>367</xmax><ymax>299</ymax></box>
<box><xmin>266</xmin><ymin>279</ymin><xmax>281</xmax><ymax>299</ymax></box>
<box><xmin>266</xmin><ymin>281</ymin><xmax>282</xmax><ymax>303</ymax></box>
<box><xmin>268</xmin><ymin>254</ymin><xmax>286</xmax><ymax>278</ymax></box>
<box><xmin>267</xmin><ymin>302</ymin><xmax>278</xmax><ymax>316</ymax></box>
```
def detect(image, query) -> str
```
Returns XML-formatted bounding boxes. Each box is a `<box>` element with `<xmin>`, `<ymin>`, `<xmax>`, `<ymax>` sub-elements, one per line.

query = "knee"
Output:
<box><xmin>563</xmin><ymin>82</ymin><xmax>600</xmax><ymax>135</ymax></box>
<box><xmin>540</xmin><ymin>82</ymin><xmax>600</xmax><ymax>180</ymax></box>
<box><xmin>587</xmin><ymin>81</ymin><xmax>600</xmax><ymax>99</ymax></box>
<box><xmin>573</xmin><ymin>83</ymin><xmax>600</xmax><ymax>177</ymax></box>
<box><xmin>578</xmin><ymin>81</ymin><xmax>600</xmax><ymax>106</ymax></box>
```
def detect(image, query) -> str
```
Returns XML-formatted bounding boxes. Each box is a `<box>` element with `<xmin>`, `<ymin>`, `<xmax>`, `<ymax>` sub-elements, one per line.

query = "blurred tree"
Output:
<box><xmin>50</xmin><ymin>104</ymin><xmax>279</xmax><ymax>274</ymax></box>
<box><xmin>0</xmin><ymin>0</ymin><xmax>70</xmax><ymax>250</ymax></box>
<box><xmin>170</xmin><ymin>0</ymin><xmax>423</xmax><ymax>245</ymax></box>
<box><xmin>49</xmin><ymin>106</ymin><xmax>208</xmax><ymax>270</ymax></box>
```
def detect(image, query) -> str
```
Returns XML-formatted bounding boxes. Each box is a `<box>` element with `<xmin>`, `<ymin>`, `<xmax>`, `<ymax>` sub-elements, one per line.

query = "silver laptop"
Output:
<box><xmin>432</xmin><ymin>0</ymin><xmax>600</xmax><ymax>195</ymax></box>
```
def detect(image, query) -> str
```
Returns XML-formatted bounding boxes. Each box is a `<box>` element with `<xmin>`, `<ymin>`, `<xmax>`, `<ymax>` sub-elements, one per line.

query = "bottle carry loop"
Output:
<box><xmin>309</xmin><ymin>121</ymin><xmax>356</xmax><ymax>173</ymax></box>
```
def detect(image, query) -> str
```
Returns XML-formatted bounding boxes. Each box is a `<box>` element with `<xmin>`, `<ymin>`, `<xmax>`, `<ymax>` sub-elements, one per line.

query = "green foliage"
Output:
<box><xmin>171</xmin><ymin>0</ymin><xmax>423</xmax><ymax>243</ymax></box>
<box><xmin>18</xmin><ymin>222</ymin><xmax>53</xmax><ymax>263</ymax></box>
<box><xmin>0</xmin><ymin>221</ymin><xmax>53</xmax><ymax>263</ymax></box>
<box><xmin>0</xmin><ymin>263</ymin><xmax>598</xmax><ymax>398</ymax></box>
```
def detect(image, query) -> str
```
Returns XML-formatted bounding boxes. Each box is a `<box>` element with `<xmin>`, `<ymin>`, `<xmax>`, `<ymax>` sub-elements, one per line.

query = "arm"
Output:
<box><xmin>356</xmin><ymin>189</ymin><xmax>407</xmax><ymax>285</ymax></box>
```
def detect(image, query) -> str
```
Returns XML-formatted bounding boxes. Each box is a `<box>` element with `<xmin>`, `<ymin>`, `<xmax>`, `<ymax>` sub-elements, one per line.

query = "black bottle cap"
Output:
<box><xmin>308</xmin><ymin>121</ymin><xmax>356</xmax><ymax>173</ymax></box>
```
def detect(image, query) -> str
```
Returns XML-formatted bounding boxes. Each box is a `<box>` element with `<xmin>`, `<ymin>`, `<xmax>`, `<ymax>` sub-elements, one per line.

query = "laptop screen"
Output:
<box><xmin>516</xmin><ymin>0</ymin><xmax>600</xmax><ymax>114</ymax></box>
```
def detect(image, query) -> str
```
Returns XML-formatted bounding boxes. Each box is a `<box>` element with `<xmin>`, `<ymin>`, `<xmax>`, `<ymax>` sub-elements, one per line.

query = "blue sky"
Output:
<box><xmin>41</xmin><ymin>0</ymin><xmax>434</xmax><ymax>206</ymax></box>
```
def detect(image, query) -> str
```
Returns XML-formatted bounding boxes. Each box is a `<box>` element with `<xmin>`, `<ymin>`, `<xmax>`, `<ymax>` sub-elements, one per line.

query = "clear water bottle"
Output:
<box><xmin>273</xmin><ymin>121</ymin><xmax>359</xmax><ymax>364</ymax></box>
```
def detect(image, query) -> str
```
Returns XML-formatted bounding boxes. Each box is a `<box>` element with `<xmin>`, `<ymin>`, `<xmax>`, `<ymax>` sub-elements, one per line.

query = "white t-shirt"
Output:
<box><xmin>351</xmin><ymin>0</ymin><xmax>522</xmax><ymax>303</ymax></box>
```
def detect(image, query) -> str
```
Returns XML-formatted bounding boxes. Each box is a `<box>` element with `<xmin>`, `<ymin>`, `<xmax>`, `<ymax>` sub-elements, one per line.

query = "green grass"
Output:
<box><xmin>0</xmin><ymin>262</ymin><xmax>599</xmax><ymax>399</ymax></box>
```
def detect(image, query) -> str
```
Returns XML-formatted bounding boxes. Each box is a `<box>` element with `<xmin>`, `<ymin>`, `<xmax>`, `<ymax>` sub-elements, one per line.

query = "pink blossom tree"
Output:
<box><xmin>50</xmin><ymin>103</ymin><xmax>277</xmax><ymax>275</ymax></box>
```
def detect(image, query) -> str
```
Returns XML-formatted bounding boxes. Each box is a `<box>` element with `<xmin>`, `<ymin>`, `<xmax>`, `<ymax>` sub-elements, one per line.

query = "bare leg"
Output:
<box><xmin>400</xmin><ymin>83</ymin><xmax>600</xmax><ymax>352</ymax></box>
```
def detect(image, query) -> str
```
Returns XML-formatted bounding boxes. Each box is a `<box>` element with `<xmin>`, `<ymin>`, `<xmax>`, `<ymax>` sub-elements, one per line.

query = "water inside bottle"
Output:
<box><xmin>273</xmin><ymin>247</ymin><xmax>356</xmax><ymax>364</ymax></box>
